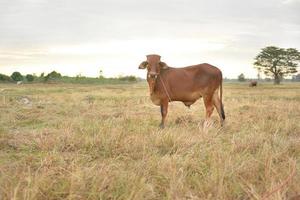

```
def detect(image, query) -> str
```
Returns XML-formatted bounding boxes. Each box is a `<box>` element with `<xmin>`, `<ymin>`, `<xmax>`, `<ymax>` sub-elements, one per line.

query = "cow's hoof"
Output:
<box><xmin>220</xmin><ymin>120</ymin><xmax>226</xmax><ymax>127</ymax></box>
<box><xmin>159</xmin><ymin>124</ymin><xmax>165</xmax><ymax>129</ymax></box>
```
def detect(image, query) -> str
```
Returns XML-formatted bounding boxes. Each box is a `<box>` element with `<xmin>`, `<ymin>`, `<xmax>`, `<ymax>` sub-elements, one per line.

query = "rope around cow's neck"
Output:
<box><xmin>158</xmin><ymin>75</ymin><xmax>172</xmax><ymax>102</ymax></box>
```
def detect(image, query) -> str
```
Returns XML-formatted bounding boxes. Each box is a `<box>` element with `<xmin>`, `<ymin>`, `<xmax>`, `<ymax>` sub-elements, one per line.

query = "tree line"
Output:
<box><xmin>237</xmin><ymin>72</ymin><xmax>300</xmax><ymax>82</ymax></box>
<box><xmin>0</xmin><ymin>71</ymin><xmax>140</xmax><ymax>84</ymax></box>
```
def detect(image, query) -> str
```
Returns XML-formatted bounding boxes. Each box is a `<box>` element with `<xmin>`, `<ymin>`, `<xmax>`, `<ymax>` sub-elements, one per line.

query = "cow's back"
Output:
<box><xmin>158</xmin><ymin>63</ymin><xmax>222</xmax><ymax>101</ymax></box>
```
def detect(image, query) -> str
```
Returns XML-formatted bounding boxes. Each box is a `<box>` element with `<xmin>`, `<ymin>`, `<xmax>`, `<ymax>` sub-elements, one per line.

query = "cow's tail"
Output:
<box><xmin>220</xmin><ymin>74</ymin><xmax>225</xmax><ymax>120</ymax></box>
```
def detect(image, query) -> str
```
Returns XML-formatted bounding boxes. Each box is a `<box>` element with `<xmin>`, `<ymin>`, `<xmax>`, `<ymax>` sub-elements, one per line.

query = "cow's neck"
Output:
<box><xmin>147</xmin><ymin>77</ymin><xmax>161</xmax><ymax>105</ymax></box>
<box><xmin>146</xmin><ymin>69</ymin><xmax>170</xmax><ymax>96</ymax></box>
<box><xmin>149</xmin><ymin>75</ymin><xmax>166</xmax><ymax>94</ymax></box>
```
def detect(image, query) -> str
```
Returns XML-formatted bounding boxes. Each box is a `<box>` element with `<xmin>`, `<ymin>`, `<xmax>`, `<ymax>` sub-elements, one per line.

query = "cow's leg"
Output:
<box><xmin>160</xmin><ymin>100</ymin><xmax>168</xmax><ymax>129</ymax></box>
<box><xmin>212</xmin><ymin>91</ymin><xmax>225</xmax><ymax>126</ymax></box>
<box><xmin>203</xmin><ymin>95</ymin><xmax>214</xmax><ymax>132</ymax></box>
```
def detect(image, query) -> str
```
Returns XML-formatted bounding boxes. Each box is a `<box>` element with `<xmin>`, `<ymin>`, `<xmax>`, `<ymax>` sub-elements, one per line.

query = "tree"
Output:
<box><xmin>44</xmin><ymin>71</ymin><xmax>62</xmax><ymax>81</ymax></box>
<box><xmin>238</xmin><ymin>73</ymin><xmax>246</xmax><ymax>82</ymax></box>
<box><xmin>11</xmin><ymin>72</ymin><xmax>23</xmax><ymax>82</ymax></box>
<box><xmin>254</xmin><ymin>46</ymin><xmax>300</xmax><ymax>84</ymax></box>
<box><xmin>25</xmin><ymin>74</ymin><xmax>34</xmax><ymax>82</ymax></box>
<box><xmin>0</xmin><ymin>74</ymin><xmax>12</xmax><ymax>82</ymax></box>
<box><xmin>99</xmin><ymin>69</ymin><xmax>104</xmax><ymax>79</ymax></box>
<box><xmin>257</xmin><ymin>73</ymin><xmax>261</xmax><ymax>80</ymax></box>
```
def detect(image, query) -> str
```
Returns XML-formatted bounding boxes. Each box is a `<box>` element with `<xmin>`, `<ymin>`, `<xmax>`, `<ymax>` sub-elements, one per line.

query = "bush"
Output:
<box><xmin>238</xmin><ymin>73</ymin><xmax>246</xmax><ymax>82</ymax></box>
<box><xmin>292</xmin><ymin>74</ymin><xmax>300</xmax><ymax>82</ymax></box>
<box><xmin>25</xmin><ymin>74</ymin><xmax>34</xmax><ymax>82</ymax></box>
<box><xmin>11</xmin><ymin>72</ymin><xmax>23</xmax><ymax>82</ymax></box>
<box><xmin>118</xmin><ymin>75</ymin><xmax>137</xmax><ymax>82</ymax></box>
<box><xmin>0</xmin><ymin>74</ymin><xmax>12</xmax><ymax>82</ymax></box>
<box><xmin>44</xmin><ymin>71</ymin><xmax>62</xmax><ymax>81</ymax></box>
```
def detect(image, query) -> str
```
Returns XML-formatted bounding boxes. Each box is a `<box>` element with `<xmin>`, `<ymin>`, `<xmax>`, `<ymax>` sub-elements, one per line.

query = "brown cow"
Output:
<box><xmin>139</xmin><ymin>54</ymin><xmax>225</xmax><ymax>129</ymax></box>
<box><xmin>249</xmin><ymin>80</ymin><xmax>257</xmax><ymax>87</ymax></box>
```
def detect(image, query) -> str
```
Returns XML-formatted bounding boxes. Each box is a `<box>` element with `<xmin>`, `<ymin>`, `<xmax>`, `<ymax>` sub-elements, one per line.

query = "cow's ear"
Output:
<box><xmin>139</xmin><ymin>61</ymin><xmax>148</xmax><ymax>69</ymax></box>
<box><xmin>159</xmin><ymin>62</ymin><xmax>168</xmax><ymax>69</ymax></box>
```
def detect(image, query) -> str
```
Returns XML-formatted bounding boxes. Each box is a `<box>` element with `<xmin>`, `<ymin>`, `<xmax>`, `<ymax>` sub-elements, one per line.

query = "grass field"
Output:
<box><xmin>0</xmin><ymin>82</ymin><xmax>299</xmax><ymax>200</ymax></box>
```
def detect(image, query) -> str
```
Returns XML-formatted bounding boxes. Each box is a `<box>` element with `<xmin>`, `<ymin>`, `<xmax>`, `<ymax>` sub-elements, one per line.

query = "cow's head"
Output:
<box><xmin>139</xmin><ymin>54</ymin><xmax>168</xmax><ymax>94</ymax></box>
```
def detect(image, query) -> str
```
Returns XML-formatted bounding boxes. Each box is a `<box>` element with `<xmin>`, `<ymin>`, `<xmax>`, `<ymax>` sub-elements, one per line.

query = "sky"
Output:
<box><xmin>0</xmin><ymin>0</ymin><xmax>300</xmax><ymax>79</ymax></box>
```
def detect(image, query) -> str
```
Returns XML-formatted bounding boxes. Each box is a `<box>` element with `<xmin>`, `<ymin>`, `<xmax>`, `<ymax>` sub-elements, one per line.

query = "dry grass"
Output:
<box><xmin>0</xmin><ymin>82</ymin><xmax>299</xmax><ymax>200</ymax></box>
